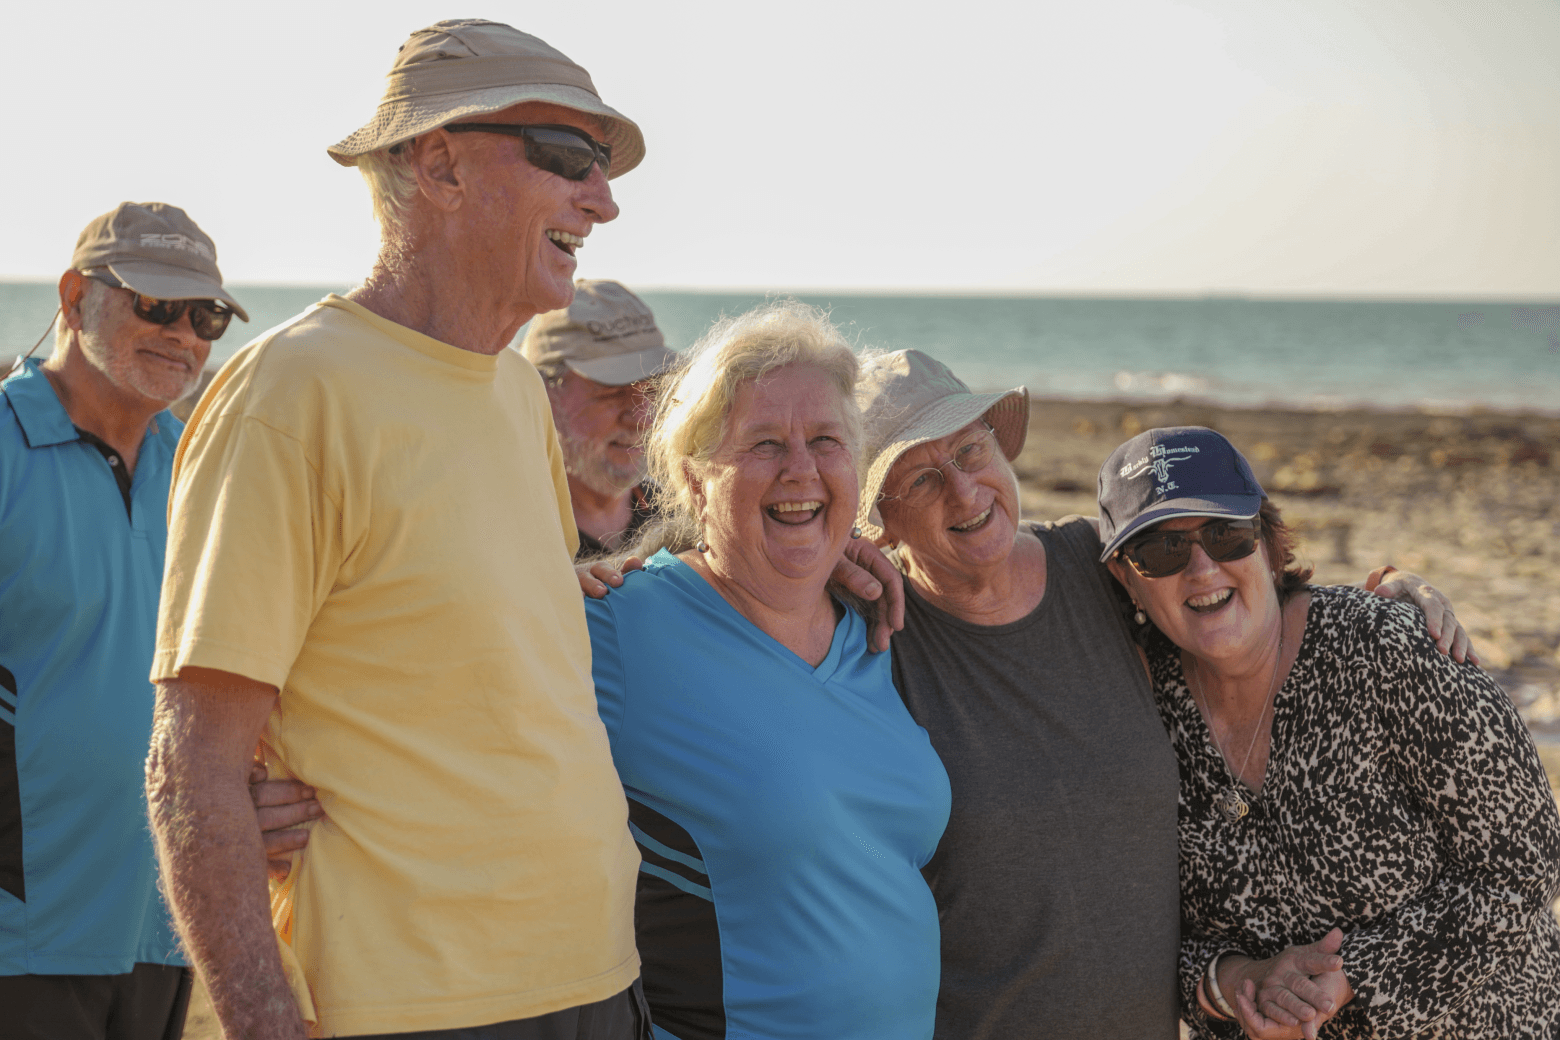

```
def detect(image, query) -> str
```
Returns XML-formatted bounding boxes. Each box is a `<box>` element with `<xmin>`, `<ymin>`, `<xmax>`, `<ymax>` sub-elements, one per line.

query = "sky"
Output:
<box><xmin>5</xmin><ymin>0</ymin><xmax>1558</xmax><ymax>298</ymax></box>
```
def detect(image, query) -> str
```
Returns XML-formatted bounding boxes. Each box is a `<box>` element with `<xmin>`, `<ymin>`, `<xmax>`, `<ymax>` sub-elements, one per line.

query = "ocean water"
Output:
<box><xmin>4</xmin><ymin>282</ymin><xmax>1557</xmax><ymax>414</ymax></box>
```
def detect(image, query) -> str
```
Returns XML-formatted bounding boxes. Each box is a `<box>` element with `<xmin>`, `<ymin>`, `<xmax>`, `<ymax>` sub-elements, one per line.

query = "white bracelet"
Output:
<box><xmin>1206</xmin><ymin>950</ymin><xmax>1239</xmax><ymax>1020</ymax></box>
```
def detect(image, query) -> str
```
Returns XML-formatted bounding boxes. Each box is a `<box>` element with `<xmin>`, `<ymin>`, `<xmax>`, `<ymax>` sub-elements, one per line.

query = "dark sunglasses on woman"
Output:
<box><xmin>444</xmin><ymin>123</ymin><xmax>612</xmax><ymax>181</ymax></box>
<box><xmin>1115</xmin><ymin>517</ymin><xmax>1261</xmax><ymax>579</ymax></box>
<box><xmin>83</xmin><ymin>270</ymin><xmax>236</xmax><ymax>341</ymax></box>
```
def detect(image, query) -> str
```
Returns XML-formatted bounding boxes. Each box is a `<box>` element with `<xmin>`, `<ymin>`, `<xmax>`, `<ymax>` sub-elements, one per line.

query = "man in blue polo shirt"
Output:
<box><xmin>0</xmin><ymin>202</ymin><xmax>247</xmax><ymax>1040</ymax></box>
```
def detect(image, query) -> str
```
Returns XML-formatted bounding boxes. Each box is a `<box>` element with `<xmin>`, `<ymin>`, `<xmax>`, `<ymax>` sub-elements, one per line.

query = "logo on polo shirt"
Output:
<box><xmin>140</xmin><ymin>233</ymin><xmax>215</xmax><ymax>261</ymax></box>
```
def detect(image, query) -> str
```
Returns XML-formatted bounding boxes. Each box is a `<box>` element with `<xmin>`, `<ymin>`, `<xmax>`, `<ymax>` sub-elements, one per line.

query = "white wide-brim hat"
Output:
<box><xmin>328</xmin><ymin>19</ymin><xmax>644</xmax><ymax>178</ymax></box>
<box><xmin>856</xmin><ymin>349</ymin><xmax>1029</xmax><ymax>541</ymax></box>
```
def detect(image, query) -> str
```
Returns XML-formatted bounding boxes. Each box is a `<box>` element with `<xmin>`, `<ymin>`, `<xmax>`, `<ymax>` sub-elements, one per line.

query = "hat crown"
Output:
<box><xmin>566</xmin><ymin>280</ymin><xmax>660</xmax><ymax>343</ymax></box>
<box><xmin>73</xmin><ymin>201</ymin><xmax>220</xmax><ymax>279</ymax></box>
<box><xmin>1095</xmin><ymin>426</ymin><xmax>1266</xmax><ymax>559</ymax></box>
<box><xmin>396</xmin><ymin>19</ymin><xmax>574</xmax><ymax>71</ymax></box>
<box><xmin>858</xmin><ymin>350</ymin><xmax>972</xmax><ymax>457</ymax></box>
<box><xmin>520</xmin><ymin>280</ymin><xmax>673</xmax><ymax>384</ymax></box>
<box><xmin>328</xmin><ymin>21</ymin><xmax>642</xmax><ymax>176</ymax></box>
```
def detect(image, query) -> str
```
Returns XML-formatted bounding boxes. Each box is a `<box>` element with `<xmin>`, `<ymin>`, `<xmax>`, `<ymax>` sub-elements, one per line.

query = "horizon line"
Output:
<box><xmin>2</xmin><ymin>277</ymin><xmax>1557</xmax><ymax>306</ymax></box>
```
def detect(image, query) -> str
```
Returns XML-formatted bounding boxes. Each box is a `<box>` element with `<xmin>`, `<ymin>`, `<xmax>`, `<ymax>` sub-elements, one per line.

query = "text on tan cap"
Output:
<box><xmin>520</xmin><ymin>280</ymin><xmax>676</xmax><ymax>387</ymax></box>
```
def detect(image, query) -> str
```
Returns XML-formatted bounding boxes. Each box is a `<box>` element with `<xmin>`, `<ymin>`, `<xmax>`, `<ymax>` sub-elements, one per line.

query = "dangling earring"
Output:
<box><xmin>850</xmin><ymin>525</ymin><xmax>862</xmax><ymax>539</ymax></box>
<box><xmin>1133</xmin><ymin>605</ymin><xmax>1148</xmax><ymax>625</ymax></box>
<box><xmin>695</xmin><ymin>536</ymin><xmax>709</xmax><ymax>553</ymax></box>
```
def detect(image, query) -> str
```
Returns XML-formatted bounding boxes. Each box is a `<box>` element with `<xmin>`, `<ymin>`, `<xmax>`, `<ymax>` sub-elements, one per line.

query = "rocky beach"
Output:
<box><xmin>1010</xmin><ymin>396</ymin><xmax>1560</xmax><ymax>788</ymax></box>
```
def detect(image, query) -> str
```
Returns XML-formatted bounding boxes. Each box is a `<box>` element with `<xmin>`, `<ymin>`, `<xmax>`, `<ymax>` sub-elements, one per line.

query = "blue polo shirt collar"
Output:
<box><xmin>3</xmin><ymin>358</ymin><xmax>168</xmax><ymax>450</ymax></box>
<box><xmin>4</xmin><ymin>359</ymin><xmax>78</xmax><ymax>448</ymax></box>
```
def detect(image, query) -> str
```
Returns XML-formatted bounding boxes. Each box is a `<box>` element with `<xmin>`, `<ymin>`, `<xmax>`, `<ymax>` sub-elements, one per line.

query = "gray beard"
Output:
<box><xmin>559</xmin><ymin>428</ymin><xmax>645</xmax><ymax>497</ymax></box>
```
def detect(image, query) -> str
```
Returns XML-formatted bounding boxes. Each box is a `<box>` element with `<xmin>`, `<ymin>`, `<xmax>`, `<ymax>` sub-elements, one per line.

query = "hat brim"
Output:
<box><xmin>1096</xmin><ymin>496</ymin><xmax>1263</xmax><ymax>561</ymax></box>
<box><xmin>566</xmin><ymin>346</ymin><xmax>677</xmax><ymax>386</ymax></box>
<box><xmin>857</xmin><ymin>386</ymin><xmax>1029</xmax><ymax>542</ymax></box>
<box><xmin>109</xmin><ymin>261</ymin><xmax>249</xmax><ymax>322</ymax></box>
<box><xmin>328</xmin><ymin>83</ymin><xmax>644</xmax><ymax>179</ymax></box>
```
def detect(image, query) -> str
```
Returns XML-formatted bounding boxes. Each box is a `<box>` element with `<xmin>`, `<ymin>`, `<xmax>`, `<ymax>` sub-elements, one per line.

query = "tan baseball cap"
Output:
<box><xmin>329</xmin><ymin>19</ymin><xmax>644</xmax><ymax>178</ymax></box>
<box><xmin>520</xmin><ymin>280</ymin><xmax>676</xmax><ymax>386</ymax></box>
<box><xmin>71</xmin><ymin>202</ymin><xmax>248</xmax><ymax>321</ymax></box>
<box><xmin>856</xmin><ymin>349</ymin><xmax>1029</xmax><ymax>540</ymax></box>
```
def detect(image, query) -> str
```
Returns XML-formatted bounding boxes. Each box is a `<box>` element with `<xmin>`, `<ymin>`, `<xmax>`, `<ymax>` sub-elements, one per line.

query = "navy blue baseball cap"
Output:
<box><xmin>1096</xmin><ymin>426</ymin><xmax>1266</xmax><ymax>562</ymax></box>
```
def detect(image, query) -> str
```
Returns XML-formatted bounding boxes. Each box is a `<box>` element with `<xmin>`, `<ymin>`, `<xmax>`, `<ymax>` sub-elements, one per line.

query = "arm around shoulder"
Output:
<box><xmin>146</xmin><ymin>667</ymin><xmax>309</xmax><ymax>1040</ymax></box>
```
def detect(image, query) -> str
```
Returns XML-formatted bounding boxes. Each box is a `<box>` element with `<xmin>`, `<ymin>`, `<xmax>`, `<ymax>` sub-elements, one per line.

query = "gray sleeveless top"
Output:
<box><xmin>891</xmin><ymin>516</ymin><xmax>1181</xmax><ymax>1040</ymax></box>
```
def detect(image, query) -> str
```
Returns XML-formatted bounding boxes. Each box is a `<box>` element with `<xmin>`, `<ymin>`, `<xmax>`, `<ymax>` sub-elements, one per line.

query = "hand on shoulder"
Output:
<box><xmin>576</xmin><ymin>556</ymin><xmax>645</xmax><ymax>599</ymax></box>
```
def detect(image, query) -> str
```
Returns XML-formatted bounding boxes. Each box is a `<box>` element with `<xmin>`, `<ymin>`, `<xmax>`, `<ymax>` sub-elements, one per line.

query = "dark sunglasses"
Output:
<box><xmin>84</xmin><ymin>271</ymin><xmax>235</xmax><ymax>341</ymax></box>
<box><xmin>444</xmin><ymin>123</ymin><xmax>612</xmax><ymax>181</ymax></box>
<box><xmin>1115</xmin><ymin>517</ymin><xmax>1261</xmax><ymax>579</ymax></box>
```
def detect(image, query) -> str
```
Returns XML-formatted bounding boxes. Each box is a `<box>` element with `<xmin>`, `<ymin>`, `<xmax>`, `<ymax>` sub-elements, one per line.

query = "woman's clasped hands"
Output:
<box><xmin>1220</xmin><ymin>928</ymin><xmax>1355</xmax><ymax>1040</ymax></box>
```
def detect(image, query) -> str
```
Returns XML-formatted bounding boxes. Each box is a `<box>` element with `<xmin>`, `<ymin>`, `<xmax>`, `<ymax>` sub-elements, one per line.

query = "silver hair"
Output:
<box><xmin>53</xmin><ymin>277</ymin><xmax>109</xmax><ymax>354</ymax></box>
<box><xmin>357</xmin><ymin>146</ymin><xmax>420</xmax><ymax>241</ymax></box>
<box><xmin>632</xmin><ymin>299</ymin><xmax>863</xmax><ymax>558</ymax></box>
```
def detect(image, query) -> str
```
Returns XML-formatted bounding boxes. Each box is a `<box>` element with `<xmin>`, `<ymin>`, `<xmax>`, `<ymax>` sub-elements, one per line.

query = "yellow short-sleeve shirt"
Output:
<box><xmin>153</xmin><ymin>296</ymin><xmax>640</xmax><ymax>1036</ymax></box>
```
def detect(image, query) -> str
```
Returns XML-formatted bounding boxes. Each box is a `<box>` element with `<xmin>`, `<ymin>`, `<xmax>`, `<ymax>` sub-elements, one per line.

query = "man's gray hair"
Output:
<box><xmin>634</xmin><ymin>300</ymin><xmax>863</xmax><ymax>557</ymax></box>
<box><xmin>357</xmin><ymin>147</ymin><xmax>420</xmax><ymax>240</ymax></box>
<box><xmin>54</xmin><ymin>276</ymin><xmax>109</xmax><ymax>354</ymax></box>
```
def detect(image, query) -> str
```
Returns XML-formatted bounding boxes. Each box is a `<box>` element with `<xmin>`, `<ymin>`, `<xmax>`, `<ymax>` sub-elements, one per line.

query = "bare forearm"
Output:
<box><xmin>147</xmin><ymin>677</ymin><xmax>306</xmax><ymax>1040</ymax></box>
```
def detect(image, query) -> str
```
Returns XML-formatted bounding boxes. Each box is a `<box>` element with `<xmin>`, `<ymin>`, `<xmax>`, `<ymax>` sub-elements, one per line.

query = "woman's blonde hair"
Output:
<box><xmin>633</xmin><ymin>299</ymin><xmax>863</xmax><ymax>557</ymax></box>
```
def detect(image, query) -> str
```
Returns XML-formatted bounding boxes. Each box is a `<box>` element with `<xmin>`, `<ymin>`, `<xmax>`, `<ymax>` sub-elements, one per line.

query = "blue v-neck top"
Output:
<box><xmin>585</xmin><ymin>551</ymin><xmax>949</xmax><ymax>1040</ymax></box>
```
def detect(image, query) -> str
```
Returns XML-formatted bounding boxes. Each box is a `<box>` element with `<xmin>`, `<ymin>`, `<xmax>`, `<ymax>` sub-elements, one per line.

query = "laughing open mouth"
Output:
<box><xmin>950</xmin><ymin>507</ymin><xmax>991</xmax><ymax>532</ymax></box>
<box><xmin>546</xmin><ymin>229</ymin><xmax>584</xmax><ymax>256</ymax></box>
<box><xmin>768</xmin><ymin>500</ymin><xmax>823</xmax><ymax>525</ymax></box>
<box><xmin>1186</xmin><ymin>589</ymin><xmax>1233</xmax><ymax>613</ymax></box>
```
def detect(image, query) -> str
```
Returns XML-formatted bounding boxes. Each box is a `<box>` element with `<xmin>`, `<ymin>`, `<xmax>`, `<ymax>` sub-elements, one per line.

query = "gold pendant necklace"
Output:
<box><xmin>1214</xmin><ymin>787</ymin><xmax>1250</xmax><ymax>825</ymax></box>
<box><xmin>1187</xmin><ymin>613</ymin><xmax>1285</xmax><ymax>826</ymax></box>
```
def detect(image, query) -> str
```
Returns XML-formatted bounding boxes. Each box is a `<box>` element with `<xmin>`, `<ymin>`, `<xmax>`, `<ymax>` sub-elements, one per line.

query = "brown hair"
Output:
<box><xmin>1259</xmin><ymin>498</ymin><xmax>1313</xmax><ymax>596</ymax></box>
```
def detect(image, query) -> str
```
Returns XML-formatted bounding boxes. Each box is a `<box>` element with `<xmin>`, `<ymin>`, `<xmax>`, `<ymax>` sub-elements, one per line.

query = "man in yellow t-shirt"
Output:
<box><xmin>145</xmin><ymin>21</ymin><xmax>648</xmax><ymax>1040</ymax></box>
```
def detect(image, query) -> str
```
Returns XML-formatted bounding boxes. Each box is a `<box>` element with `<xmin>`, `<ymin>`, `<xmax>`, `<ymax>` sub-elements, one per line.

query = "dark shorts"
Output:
<box><xmin>0</xmin><ymin>963</ymin><xmax>192</xmax><ymax>1040</ymax></box>
<box><xmin>345</xmin><ymin>979</ymin><xmax>653</xmax><ymax>1040</ymax></box>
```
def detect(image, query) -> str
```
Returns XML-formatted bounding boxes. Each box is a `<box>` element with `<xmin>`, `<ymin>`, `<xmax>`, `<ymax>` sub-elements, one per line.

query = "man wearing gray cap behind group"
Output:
<box><xmin>0</xmin><ymin>202</ymin><xmax>246</xmax><ymax>1040</ymax></box>
<box><xmin>145</xmin><ymin>20</ymin><xmax>651</xmax><ymax>1040</ymax></box>
<box><xmin>520</xmin><ymin>279</ymin><xmax>676</xmax><ymax>559</ymax></box>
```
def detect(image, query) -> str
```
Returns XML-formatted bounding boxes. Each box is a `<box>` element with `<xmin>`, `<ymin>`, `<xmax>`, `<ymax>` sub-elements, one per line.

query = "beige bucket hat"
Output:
<box><xmin>856</xmin><ymin>349</ymin><xmax>1029</xmax><ymax>541</ymax></box>
<box><xmin>520</xmin><ymin>279</ymin><xmax>676</xmax><ymax>386</ymax></box>
<box><xmin>71</xmin><ymin>202</ymin><xmax>248</xmax><ymax>321</ymax></box>
<box><xmin>328</xmin><ymin>19</ymin><xmax>644</xmax><ymax>178</ymax></box>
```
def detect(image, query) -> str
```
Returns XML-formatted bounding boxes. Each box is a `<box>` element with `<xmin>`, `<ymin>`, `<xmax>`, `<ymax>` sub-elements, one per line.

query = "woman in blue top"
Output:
<box><xmin>587</xmin><ymin>301</ymin><xmax>950</xmax><ymax>1040</ymax></box>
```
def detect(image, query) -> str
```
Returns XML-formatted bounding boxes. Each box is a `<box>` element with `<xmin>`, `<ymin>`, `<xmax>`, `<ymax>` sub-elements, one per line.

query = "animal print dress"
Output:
<box><xmin>1149</xmin><ymin>585</ymin><xmax>1560</xmax><ymax>1039</ymax></box>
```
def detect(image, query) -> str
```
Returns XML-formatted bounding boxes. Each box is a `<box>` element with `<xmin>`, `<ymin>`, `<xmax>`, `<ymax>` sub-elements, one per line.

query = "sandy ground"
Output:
<box><xmin>1009</xmin><ymin>397</ymin><xmax>1560</xmax><ymax>778</ymax></box>
<box><xmin>151</xmin><ymin>396</ymin><xmax>1559</xmax><ymax>1037</ymax></box>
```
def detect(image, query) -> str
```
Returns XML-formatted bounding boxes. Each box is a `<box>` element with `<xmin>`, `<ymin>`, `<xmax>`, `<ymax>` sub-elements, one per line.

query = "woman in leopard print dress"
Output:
<box><xmin>1099</xmin><ymin>427</ymin><xmax>1560</xmax><ymax>1040</ymax></box>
